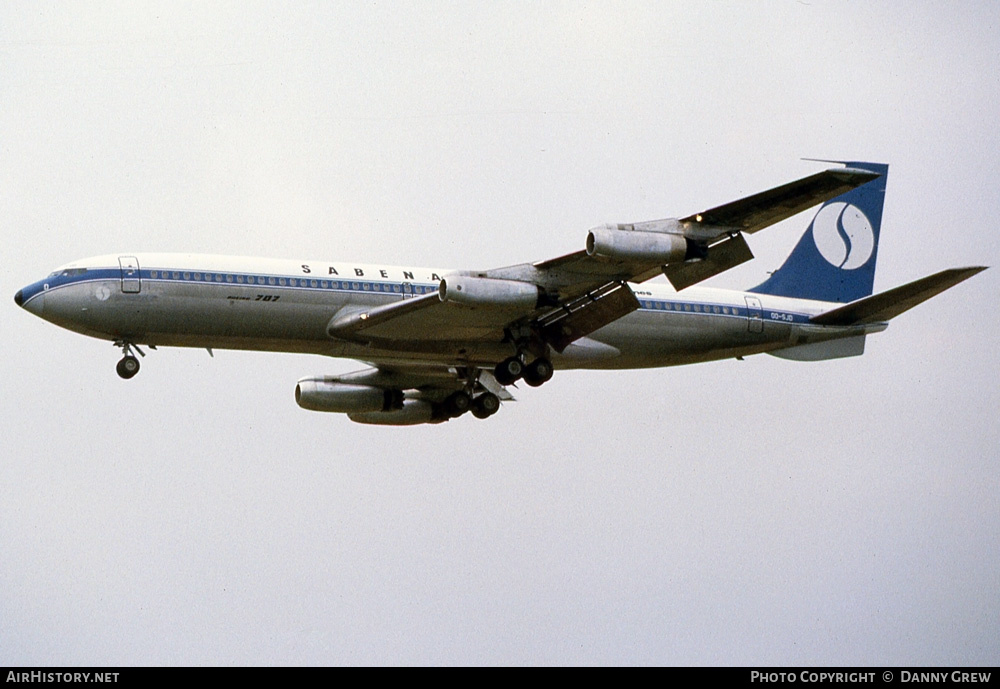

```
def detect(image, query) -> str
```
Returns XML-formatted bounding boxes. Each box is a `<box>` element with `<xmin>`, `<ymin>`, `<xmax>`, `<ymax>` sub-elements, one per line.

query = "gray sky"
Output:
<box><xmin>2</xmin><ymin>1</ymin><xmax>998</xmax><ymax>666</ymax></box>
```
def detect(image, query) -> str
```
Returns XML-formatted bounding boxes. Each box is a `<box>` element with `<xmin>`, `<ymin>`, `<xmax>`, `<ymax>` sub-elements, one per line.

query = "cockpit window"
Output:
<box><xmin>59</xmin><ymin>268</ymin><xmax>88</xmax><ymax>277</ymax></box>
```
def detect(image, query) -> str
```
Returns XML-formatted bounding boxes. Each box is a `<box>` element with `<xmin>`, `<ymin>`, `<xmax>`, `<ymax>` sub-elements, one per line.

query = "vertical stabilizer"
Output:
<box><xmin>749</xmin><ymin>161</ymin><xmax>888</xmax><ymax>303</ymax></box>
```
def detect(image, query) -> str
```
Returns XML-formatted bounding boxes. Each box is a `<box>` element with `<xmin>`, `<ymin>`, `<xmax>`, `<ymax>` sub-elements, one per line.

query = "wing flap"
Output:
<box><xmin>663</xmin><ymin>232</ymin><xmax>754</xmax><ymax>291</ymax></box>
<box><xmin>537</xmin><ymin>281</ymin><xmax>640</xmax><ymax>352</ymax></box>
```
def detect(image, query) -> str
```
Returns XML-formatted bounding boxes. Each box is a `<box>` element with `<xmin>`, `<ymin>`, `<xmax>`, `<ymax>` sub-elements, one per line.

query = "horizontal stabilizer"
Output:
<box><xmin>809</xmin><ymin>267</ymin><xmax>987</xmax><ymax>326</ymax></box>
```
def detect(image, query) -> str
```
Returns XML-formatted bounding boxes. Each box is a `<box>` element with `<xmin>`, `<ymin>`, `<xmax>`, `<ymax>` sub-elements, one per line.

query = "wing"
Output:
<box><xmin>679</xmin><ymin>166</ymin><xmax>881</xmax><ymax>234</ymax></box>
<box><xmin>484</xmin><ymin>165</ymin><xmax>880</xmax><ymax>294</ymax></box>
<box><xmin>328</xmin><ymin>165</ymin><xmax>881</xmax><ymax>353</ymax></box>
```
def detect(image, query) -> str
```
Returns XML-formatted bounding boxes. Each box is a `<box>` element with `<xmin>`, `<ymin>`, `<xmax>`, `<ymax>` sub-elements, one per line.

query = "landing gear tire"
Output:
<box><xmin>471</xmin><ymin>392</ymin><xmax>501</xmax><ymax>419</ymax></box>
<box><xmin>494</xmin><ymin>356</ymin><xmax>523</xmax><ymax>385</ymax></box>
<box><xmin>444</xmin><ymin>390</ymin><xmax>473</xmax><ymax>418</ymax></box>
<box><xmin>523</xmin><ymin>357</ymin><xmax>554</xmax><ymax>387</ymax></box>
<box><xmin>116</xmin><ymin>355</ymin><xmax>140</xmax><ymax>379</ymax></box>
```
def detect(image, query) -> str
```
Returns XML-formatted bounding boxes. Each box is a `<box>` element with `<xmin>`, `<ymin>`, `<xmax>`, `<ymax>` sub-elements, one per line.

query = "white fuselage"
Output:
<box><xmin>17</xmin><ymin>253</ymin><xmax>878</xmax><ymax>370</ymax></box>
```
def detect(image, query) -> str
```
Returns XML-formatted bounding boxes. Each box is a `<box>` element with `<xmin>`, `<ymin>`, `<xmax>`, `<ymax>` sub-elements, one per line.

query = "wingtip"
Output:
<box><xmin>952</xmin><ymin>265</ymin><xmax>989</xmax><ymax>276</ymax></box>
<box><xmin>802</xmin><ymin>158</ymin><xmax>886</xmax><ymax>180</ymax></box>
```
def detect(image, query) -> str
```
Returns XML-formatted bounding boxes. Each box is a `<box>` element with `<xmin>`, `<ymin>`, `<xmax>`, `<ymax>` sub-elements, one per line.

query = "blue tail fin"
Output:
<box><xmin>749</xmin><ymin>161</ymin><xmax>888</xmax><ymax>303</ymax></box>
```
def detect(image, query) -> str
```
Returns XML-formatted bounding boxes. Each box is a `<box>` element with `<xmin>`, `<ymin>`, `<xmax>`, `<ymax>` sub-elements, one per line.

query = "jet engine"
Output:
<box><xmin>348</xmin><ymin>399</ymin><xmax>438</xmax><ymax>426</ymax></box>
<box><xmin>585</xmin><ymin>224</ymin><xmax>693</xmax><ymax>263</ymax></box>
<box><xmin>438</xmin><ymin>275</ymin><xmax>539</xmax><ymax>309</ymax></box>
<box><xmin>295</xmin><ymin>378</ymin><xmax>403</xmax><ymax>413</ymax></box>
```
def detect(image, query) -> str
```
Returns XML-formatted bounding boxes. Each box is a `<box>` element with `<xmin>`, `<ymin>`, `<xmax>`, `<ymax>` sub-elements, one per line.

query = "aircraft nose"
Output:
<box><xmin>15</xmin><ymin>283</ymin><xmax>46</xmax><ymax>316</ymax></box>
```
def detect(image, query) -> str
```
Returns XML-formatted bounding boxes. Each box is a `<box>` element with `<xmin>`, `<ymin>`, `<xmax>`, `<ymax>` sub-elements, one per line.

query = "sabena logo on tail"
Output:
<box><xmin>811</xmin><ymin>201</ymin><xmax>875</xmax><ymax>270</ymax></box>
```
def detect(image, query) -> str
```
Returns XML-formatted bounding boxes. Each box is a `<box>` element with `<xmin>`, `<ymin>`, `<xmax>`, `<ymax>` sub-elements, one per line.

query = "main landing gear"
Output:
<box><xmin>114</xmin><ymin>341</ymin><xmax>146</xmax><ymax>379</ymax></box>
<box><xmin>471</xmin><ymin>392</ymin><xmax>501</xmax><ymax>419</ymax></box>
<box><xmin>437</xmin><ymin>363</ymin><xmax>508</xmax><ymax>421</ymax></box>
<box><xmin>442</xmin><ymin>389</ymin><xmax>501</xmax><ymax>420</ymax></box>
<box><xmin>494</xmin><ymin>355</ymin><xmax>554</xmax><ymax>387</ymax></box>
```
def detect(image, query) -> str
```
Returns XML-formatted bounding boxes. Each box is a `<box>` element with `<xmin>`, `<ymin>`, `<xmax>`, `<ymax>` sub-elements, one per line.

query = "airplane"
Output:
<box><xmin>14</xmin><ymin>161</ymin><xmax>985</xmax><ymax>425</ymax></box>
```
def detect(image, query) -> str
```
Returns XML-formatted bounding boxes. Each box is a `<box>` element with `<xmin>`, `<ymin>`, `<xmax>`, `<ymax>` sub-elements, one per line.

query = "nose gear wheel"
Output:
<box><xmin>114</xmin><ymin>341</ymin><xmax>145</xmax><ymax>379</ymax></box>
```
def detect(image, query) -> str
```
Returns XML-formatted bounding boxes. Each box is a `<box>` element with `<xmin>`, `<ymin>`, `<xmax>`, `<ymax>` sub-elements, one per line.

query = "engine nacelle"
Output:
<box><xmin>586</xmin><ymin>225</ymin><xmax>692</xmax><ymax>263</ymax></box>
<box><xmin>295</xmin><ymin>378</ymin><xmax>403</xmax><ymax>413</ymax></box>
<box><xmin>438</xmin><ymin>275</ymin><xmax>539</xmax><ymax>309</ymax></box>
<box><xmin>349</xmin><ymin>399</ymin><xmax>437</xmax><ymax>426</ymax></box>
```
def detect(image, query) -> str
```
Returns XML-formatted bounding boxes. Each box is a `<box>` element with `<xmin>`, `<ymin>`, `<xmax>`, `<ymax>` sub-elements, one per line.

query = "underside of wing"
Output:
<box><xmin>325</xmin><ymin>291</ymin><xmax>523</xmax><ymax>344</ymax></box>
<box><xmin>325</xmin><ymin>276</ymin><xmax>639</xmax><ymax>354</ymax></box>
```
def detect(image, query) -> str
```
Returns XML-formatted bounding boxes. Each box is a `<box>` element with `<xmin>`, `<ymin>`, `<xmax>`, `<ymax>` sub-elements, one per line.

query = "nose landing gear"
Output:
<box><xmin>116</xmin><ymin>355</ymin><xmax>140</xmax><ymax>379</ymax></box>
<box><xmin>114</xmin><ymin>341</ymin><xmax>146</xmax><ymax>379</ymax></box>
